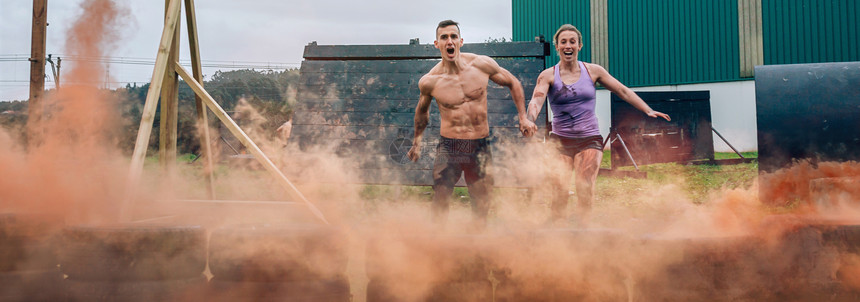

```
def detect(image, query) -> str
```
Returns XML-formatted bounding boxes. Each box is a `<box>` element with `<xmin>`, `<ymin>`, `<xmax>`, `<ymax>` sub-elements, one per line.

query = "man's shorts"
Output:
<box><xmin>548</xmin><ymin>133</ymin><xmax>604</xmax><ymax>157</ymax></box>
<box><xmin>432</xmin><ymin>136</ymin><xmax>493</xmax><ymax>188</ymax></box>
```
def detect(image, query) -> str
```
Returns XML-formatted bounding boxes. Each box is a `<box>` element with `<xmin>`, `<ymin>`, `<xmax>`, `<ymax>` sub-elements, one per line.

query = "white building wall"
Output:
<box><xmin>587</xmin><ymin>80</ymin><xmax>758</xmax><ymax>152</ymax></box>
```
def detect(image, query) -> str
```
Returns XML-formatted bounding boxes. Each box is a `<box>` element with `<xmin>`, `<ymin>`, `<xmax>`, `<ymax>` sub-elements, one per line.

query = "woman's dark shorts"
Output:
<box><xmin>548</xmin><ymin>133</ymin><xmax>604</xmax><ymax>157</ymax></box>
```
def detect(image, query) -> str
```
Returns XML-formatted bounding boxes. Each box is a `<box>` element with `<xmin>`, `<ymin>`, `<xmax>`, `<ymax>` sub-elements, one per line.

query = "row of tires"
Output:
<box><xmin>364</xmin><ymin>224</ymin><xmax>860</xmax><ymax>302</ymax></box>
<box><xmin>0</xmin><ymin>213</ymin><xmax>349</xmax><ymax>302</ymax></box>
<box><xmin>3</xmin><ymin>212</ymin><xmax>860</xmax><ymax>302</ymax></box>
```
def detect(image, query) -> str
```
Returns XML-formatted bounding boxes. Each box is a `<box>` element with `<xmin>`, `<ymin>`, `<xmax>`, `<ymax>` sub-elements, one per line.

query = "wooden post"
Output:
<box><xmin>27</xmin><ymin>0</ymin><xmax>47</xmax><ymax>140</ymax></box>
<box><xmin>123</xmin><ymin>0</ymin><xmax>181</xmax><ymax>221</ymax></box>
<box><xmin>159</xmin><ymin>0</ymin><xmax>180</xmax><ymax>172</ymax></box>
<box><xmin>175</xmin><ymin>64</ymin><xmax>330</xmax><ymax>225</ymax></box>
<box><xmin>185</xmin><ymin>0</ymin><xmax>216</xmax><ymax>199</ymax></box>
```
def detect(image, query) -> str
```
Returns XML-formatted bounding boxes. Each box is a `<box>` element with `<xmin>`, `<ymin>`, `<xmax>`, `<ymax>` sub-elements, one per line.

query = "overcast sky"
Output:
<box><xmin>0</xmin><ymin>0</ymin><xmax>512</xmax><ymax>102</ymax></box>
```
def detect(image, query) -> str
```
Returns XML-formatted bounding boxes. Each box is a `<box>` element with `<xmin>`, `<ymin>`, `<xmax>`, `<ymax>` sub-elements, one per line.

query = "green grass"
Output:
<box><xmin>358</xmin><ymin>151</ymin><xmax>759</xmax><ymax>207</ymax></box>
<box><xmin>597</xmin><ymin>151</ymin><xmax>758</xmax><ymax>205</ymax></box>
<box><xmin>143</xmin><ymin>151</ymin><xmax>759</xmax><ymax>210</ymax></box>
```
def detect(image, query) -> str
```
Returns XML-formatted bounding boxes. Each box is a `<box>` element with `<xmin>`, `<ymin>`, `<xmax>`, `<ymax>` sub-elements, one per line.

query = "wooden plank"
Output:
<box><xmin>159</xmin><ymin>0</ymin><xmax>180</xmax><ymax>172</ymax></box>
<box><xmin>355</xmin><ymin>168</ymin><xmax>536</xmax><ymax>188</ymax></box>
<box><xmin>291</xmin><ymin>128</ymin><xmax>526</xmax><ymax>146</ymax></box>
<box><xmin>300</xmin><ymin>60</ymin><xmax>437</xmax><ymax>74</ymax></box>
<box><xmin>296</xmin><ymin>84</ymin><xmax>534</xmax><ymax>101</ymax></box>
<box><xmin>298</xmin><ymin>70</ymin><xmax>540</xmax><ymax>87</ymax></box>
<box><xmin>296</xmin><ymin>98</ymin><xmax>541</xmax><ymax>114</ymax></box>
<box><xmin>175</xmin><ymin>64</ymin><xmax>330</xmax><ymax>225</ymax></box>
<box><xmin>298</xmin><ymin>72</ymin><xmax>418</xmax><ymax>86</ymax></box>
<box><xmin>292</xmin><ymin>111</ymin><xmax>525</xmax><ymax>127</ymax></box>
<box><xmin>290</xmin><ymin>125</ymin><xmax>532</xmax><ymax>140</ymax></box>
<box><xmin>354</xmin><ymin>169</ymin><xmax>433</xmax><ymax>186</ymax></box>
<box><xmin>291</xmin><ymin>125</ymin><xmax>426</xmax><ymax>140</ymax></box>
<box><xmin>184</xmin><ymin>0</ymin><xmax>215</xmax><ymax>199</ymax></box>
<box><xmin>124</xmin><ymin>0</ymin><xmax>181</xmax><ymax>222</ymax></box>
<box><xmin>299</xmin><ymin>58</ymin><xmax>546</xmax><ymax>74</ymax></box>
<box><xmin>289</xmin><ymin>128</ymin><xmax>534</xmax><ymax>170</ymax></box>
<box><xmin>303</xmin><ymin>42</ymin><xmax>549</xmax><ymax>60</ymax></box>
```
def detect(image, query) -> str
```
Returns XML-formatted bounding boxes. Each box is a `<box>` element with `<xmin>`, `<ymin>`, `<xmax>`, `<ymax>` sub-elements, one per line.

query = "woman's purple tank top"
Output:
<box><xmin>547</xmin><ymin>61</ymin><xmax>601</xmax><ymax>138</ymax></box>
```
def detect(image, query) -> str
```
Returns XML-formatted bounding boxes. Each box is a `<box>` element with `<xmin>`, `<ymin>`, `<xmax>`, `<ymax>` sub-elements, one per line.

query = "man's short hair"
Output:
<box><xmin>436</xmin><ymin>20</ymin><xmax>460</xmax><ymax>36</ymax></box>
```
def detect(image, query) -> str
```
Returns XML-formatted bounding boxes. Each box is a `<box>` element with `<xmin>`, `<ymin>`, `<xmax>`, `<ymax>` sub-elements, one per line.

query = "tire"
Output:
<box><xmin>208</xmin><ymin>223</ymin><xmax>348</xmax><ymax>282</ymax></box>
<box><xmin>0</xmin><ymin>269</ymin><xmax>64</xmax><ymax>302</ymax></box>
<box><xmin>426</xmin><ymin>281</ymin><xmax>496</xmax><ymax>302</ymax></box>
<box><xmin>815</xmin><ymin>224</ymin><xmax>860</xmax><ymax>253</ymax></box>
<box><xmin>632</xmin><ymin>234</ymin><xmax>764</xmax><ymax>301</ymax></box>
<box><xmin>59</xmin><ymin>224</ymin><xmax>206</xmax><ymax>281</ymax></box>
<box><xmin>367</xmin><ymin>279</ymin><xmax>497</xmax><ymax>302</ymax></box>
<box><xmin>0</xmin><ymin>213</ymin><xmax>59</xmax><ymax>243</ymax></box>
<box><xmin>207</xmin><ymin>276</ymin><xmax>350</xmax><ymax>302</ymax></box>
<box><xmin>65</xmin><ymin>276</ymin><xmax>207</xmax><ymax>302</ymax></box>
<box><xmin>365</xmin><ymin>278</ymin><xmax>398</xmax><ymax>302</ymax></box>
<box><xmin>0</xmin><ymin>213</ymin><xmax>61</xmax><ymax>272</ymax></box>
<box><xmin>366</xmin><ymin>233</ymin><xmax>510</xmax><ymax>284</ymax></box>
<box><xmin>0</xmin><ymin>242</ymin><xmax>58</xmax><ymax>272</ymax></box>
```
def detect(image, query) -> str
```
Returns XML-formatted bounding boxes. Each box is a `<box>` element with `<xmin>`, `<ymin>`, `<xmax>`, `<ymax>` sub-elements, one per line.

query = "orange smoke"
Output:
<box><xmin>0</xmin><ymin>0</ymin><xmax>129</xmax><ymax>223</ymax></box>
<box><xmin>759</xmin><ymin>160</ymin><xmax>860</xmax><ymax>208</ymax></box>
<box><xmin>3</xmin><ymin>2</ymin><xmax>860</xmax><ymax>301</ymax></box>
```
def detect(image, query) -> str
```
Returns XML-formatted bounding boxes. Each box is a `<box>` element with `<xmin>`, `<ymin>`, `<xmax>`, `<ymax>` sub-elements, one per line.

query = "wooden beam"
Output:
<box><xmin>27</xmin><ymin>0</ymin><xmax>47</xmax><ymax>141</ymax></box>
<box><xmin>184</xmin><ymin>0</ymin><xmax>216</xmax><ymax>199</ymax></box>
<box><xmin>159</xmin><ymin>0</ymin><xmax>181</xmax><ymax>172</ymax></box>
<box><xmin>175</xmin><ymin>64</ymin><xmax>330</xmax><ymax>225</ymax></box>
<box><xmin>303</xmin><ymin>42</ymin><xmax>548</xmax><ymax>60</ymax></box>
<box><xmin>123</xmin><ymin>0</ymin><xmax>181</xmax><ymax>221</ymax></box>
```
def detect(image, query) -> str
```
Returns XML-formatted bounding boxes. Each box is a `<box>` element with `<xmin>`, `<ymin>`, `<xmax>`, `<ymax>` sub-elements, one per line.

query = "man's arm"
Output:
<box><xmin>483</xmin><ymin>57</ymin><xmax>538</xmax><ymax>136</ymax></box>
<box><xmin>589</xmin><ymin>64</ymin><xmax>671</xmax><ymax>121</ymax></box>
<box><xmin>407</xmin><ymin>76</ymin><xmax>434</xmax><ymax>162</ymax></box>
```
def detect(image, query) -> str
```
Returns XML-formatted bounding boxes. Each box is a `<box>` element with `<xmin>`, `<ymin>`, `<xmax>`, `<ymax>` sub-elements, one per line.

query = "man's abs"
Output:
<box><xmin>438</xmin><ymin>109</ymin><xmax>489</xmax><ymax>139</ymax></box>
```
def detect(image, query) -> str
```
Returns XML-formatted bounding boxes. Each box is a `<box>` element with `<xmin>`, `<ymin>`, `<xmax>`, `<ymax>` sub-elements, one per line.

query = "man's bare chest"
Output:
<box><xmin>432</xmin><ymin>74</ymin><xmax>489</xmax><ymax>108</ymax></box>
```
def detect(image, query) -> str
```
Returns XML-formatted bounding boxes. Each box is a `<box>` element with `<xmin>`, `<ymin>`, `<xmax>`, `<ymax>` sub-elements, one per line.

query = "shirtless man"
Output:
<box><xmin>407</xmin><ymin>20</ymin><xmax>538</xmax><ymax>225</ymax></box>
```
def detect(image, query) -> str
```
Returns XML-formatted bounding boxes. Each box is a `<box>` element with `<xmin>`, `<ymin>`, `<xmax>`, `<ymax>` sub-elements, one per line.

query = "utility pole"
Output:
<box><xmin>28</xmin><ymin>0</ymin><xmax>48</xmax><ymax>139</ymax></box>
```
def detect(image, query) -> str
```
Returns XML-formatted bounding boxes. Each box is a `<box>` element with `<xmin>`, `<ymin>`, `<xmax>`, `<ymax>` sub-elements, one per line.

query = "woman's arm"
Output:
<box><xmin>589</xmin><ymin>63</ymin><xmax>671</xmax><ymax>121</ymax></box>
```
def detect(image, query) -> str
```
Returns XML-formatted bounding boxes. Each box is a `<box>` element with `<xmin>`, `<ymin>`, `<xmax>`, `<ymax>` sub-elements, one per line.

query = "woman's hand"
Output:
<box><xmin>647</xmin><ymin>110</ymin><xmax>671</xmax><ymax>121</ymax></box>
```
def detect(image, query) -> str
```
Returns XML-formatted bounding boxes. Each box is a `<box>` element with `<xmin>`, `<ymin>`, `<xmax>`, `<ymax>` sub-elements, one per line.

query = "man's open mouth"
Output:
<box><xmin>447</xmin><ymin>48</ymin><xmax>455</xmax><ymax>55</ymax></box>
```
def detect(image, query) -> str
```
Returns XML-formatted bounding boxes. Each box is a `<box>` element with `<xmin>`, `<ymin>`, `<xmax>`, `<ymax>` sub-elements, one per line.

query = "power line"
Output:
<box><xmin>0</xmin><ymin>54</ymin><xmax>301</xmax><ymax>70</ymax></box>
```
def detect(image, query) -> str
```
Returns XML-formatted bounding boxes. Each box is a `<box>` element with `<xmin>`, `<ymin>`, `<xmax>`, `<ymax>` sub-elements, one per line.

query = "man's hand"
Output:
<box><xmin>519</xmin><ymin>118</ymin><xmax>538</xmax><ymax>137</ymax></box>
<box><xmin>407</xmin><ymin>143</ymin><xmax>421</xmax><ymax>162</ymax></box>
<box><xmin>647</xmin><ymin>110</ymin><xmax>671</xmax><ymax>121</ymax></box>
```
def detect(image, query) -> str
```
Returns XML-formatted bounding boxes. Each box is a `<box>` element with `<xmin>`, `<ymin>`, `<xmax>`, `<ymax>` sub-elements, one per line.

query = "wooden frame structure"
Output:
<box><xmin>124</xmin><ymin>0</ymin><xmax>327</xmax><ymax>224</ymax></box>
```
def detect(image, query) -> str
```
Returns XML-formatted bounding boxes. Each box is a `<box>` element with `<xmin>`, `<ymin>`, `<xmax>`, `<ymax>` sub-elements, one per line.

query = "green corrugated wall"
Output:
<box><xmin>512</xmin><ymin>0</ymin><xmax>591</xmax><ymax>68</ymax></box>
<box><xmin>607</xmin><ymin>0</ymin><xmax>740</xmax><ymax>87</ymax></box>
<box><xmin>762</xmin><ymin>0</ymin><xmax>860</xmax><ymax>65</ymax></box>
<box><xmin>512</xmin><ymin>0</ymin><xmax>860</xmax><ymax>87</ymax></box>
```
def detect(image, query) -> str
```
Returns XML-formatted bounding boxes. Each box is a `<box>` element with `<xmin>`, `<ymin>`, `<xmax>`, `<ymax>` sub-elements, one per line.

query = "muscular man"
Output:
<box><xmin>407</xmin><ymin>20</ymin><xmax>538</xmax><ymax>225</ymax></box>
